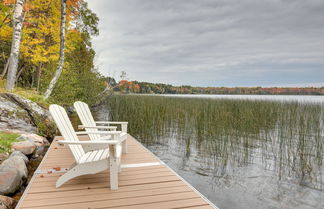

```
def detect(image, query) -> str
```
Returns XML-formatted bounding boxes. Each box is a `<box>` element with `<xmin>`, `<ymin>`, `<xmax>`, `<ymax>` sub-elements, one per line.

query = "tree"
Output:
<box><xmin>120</xmin><ymin>71</ymin><xmax>127</xmax><ymax>80</ymax></box>
<box><xmin>0</xmin><ymin>1</ymin><xmax>14</xmax><ymax>77</ymax></box>
<box><xmin>44</xmin><ymin>0</ymin><xmax>67</xmax><ymax>99</ymax></box>
<box><xmin>50</xmin><ymin>33</ymin><xmax>104</xmax><ymax>105</ymax></box>
<box><xmin>19</xmin><ymin>0</ymin><xmax>61</xmax><ymax>90</ymax></box>
<box><xmin>1</xmin><ymin>0</ymin><xmax>110</xmax><ymax>103</ymax></box>
<box><xmin>46</xmin><ymin>0</ymin><xmax>102</xmax><ymax>105</ymax></box>
<box><xmin>6</xmin><ymin>0</ymin><xmax>24</xmax><ymax>91</ymax></box>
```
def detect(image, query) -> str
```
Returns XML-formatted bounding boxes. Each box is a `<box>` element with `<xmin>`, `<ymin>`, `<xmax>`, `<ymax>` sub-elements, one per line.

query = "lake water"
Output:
<box><xmin>95</xmin><ymin>94</ymin><xmax>324</xmax><ymax>209</ymax></box>
<box><xmin>158</xmin><ymin>94</ymin><xmax>324</xmax><ymax>104</ymax></box>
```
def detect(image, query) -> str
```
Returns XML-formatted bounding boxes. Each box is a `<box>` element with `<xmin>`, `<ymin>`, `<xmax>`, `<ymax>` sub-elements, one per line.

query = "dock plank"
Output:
<box><xmin>16</xmin><ymin>135</ymin><xmax>217</xmax><ymax>209</ymax></box>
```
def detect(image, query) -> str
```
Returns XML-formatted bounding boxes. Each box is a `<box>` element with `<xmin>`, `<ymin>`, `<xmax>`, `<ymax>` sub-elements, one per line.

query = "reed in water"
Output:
<box><xmin>105</xmin><ymin>95</ymin><xmax>324</xmax><ymax>192</ymax></box>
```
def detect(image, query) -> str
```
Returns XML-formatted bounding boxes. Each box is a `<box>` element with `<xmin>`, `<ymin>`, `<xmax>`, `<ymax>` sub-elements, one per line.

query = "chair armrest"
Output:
<box><xmin>58</xmin><ymin>140</ymin><xmax>123</xmax><ymax>158</ymax></box>
<box><xmin>94</xmin><ymin>121</ymin><xmax>128</xmax><ymax>133</ymax></box>
<box><xmin>78</xmin><ymin>125</ymin><xmax>117</xmax><ymax>130</ymax></box>
<box><xmin>58</xmin><ymin>140</ymin><xmax>119</xmax><ymax>146</ymax></box>
<box><xmin>95</xmin><ymin>121</ymin><xmax>128</xmax><ymax>125</ymax></box>
<box><xmin>75</xmin><ymin>131</ymin><xmax>122</xmax><ymax>135</ymax></box>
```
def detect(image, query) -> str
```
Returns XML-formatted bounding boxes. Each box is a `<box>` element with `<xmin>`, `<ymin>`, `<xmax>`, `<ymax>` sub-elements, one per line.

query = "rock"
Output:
<box><xmin>18</xmin><ymin>133</ymin><xmax>49</xmax><ymax>147</ymax></box>
<box><xmin>0</xmin><ymin>93</ymin><xmax>48</xmax><ymax>120</ymax></box>
<box><xmin>0</xmin><ymin>166</ymin><xmax>22</xmax><ymax>195</ymax></box>
<box><xmin>0</xmin><ymin>195</ymin><xmax>16</xmax><ymax>209</ymax></box>
<box><xmin>2</xmin><ymin>156</ymin><xmax>28</xmax><ymax>179</ymax></box>
<box><xmin>11</xmin><ymin>141</ymin><xmax>36</xmax><ymax>155</ymax></box>
<box><xmin>0</xmin><ymin>203</ymin><xmax>7</xmax><ymax>209</ymax></box>
<box><xmin>0</xmin><ymin>154</ymin><xmax>8</xmax><ymax>163</ymax></box>
<box><xmin>66</xmin><ymin>106</ymin><xmax>75</xmax><ymax>114</ymax></box>
<box><xmin>0</xmin><ymin>93</ymin><xmax>56</xmax><ymax>139</ymax></box>
<box><xmin>9</xmin><ymin>151</ymin><xmax>28</xmax><ymax>164</ymax></box>
<box><xmin>34</xmin><ymin>146</ymin><xmax>47</xmax><ymax>157</ymax></box>
<box><xmin>0</xmin><ymin>129</ymin><xmax>28</xmax><ymax>135</ymax></box>
<box><xmin>0</xmin><ymin>96</ymin><xmax>36</xmax><ymax>133</ymax></box>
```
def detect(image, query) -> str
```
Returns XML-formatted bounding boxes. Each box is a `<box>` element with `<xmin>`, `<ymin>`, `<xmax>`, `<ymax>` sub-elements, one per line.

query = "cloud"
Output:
<box><xmin>86</xmin><ymin>0</ymin><xmax>324</xmax><ymax>87</ymax></box>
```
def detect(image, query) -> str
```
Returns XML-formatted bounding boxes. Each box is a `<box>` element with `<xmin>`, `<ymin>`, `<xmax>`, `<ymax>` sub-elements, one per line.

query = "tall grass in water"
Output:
<box><xmin>105</xmin><ymin>95</ymin><xmax>324</xmax><ymax>190</ymax></box>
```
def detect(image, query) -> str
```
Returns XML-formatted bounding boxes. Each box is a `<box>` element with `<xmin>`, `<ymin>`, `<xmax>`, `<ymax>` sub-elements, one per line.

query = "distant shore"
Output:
<box><xmin>114</xmin><ymin>79</ymin><xmax>324</xmax><ymax>95</ymax></box>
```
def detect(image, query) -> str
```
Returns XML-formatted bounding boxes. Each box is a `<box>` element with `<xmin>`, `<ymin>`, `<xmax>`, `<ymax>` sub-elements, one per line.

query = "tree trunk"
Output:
<box><xmin>15</xmin><ymin>64</ymin><xmax>25</xmax><ymax>84</ymax></box>
<box><xmin>0</xmin><ymin>14</ymin><xmax>10</xmax><ymax>29</ymax></box>
<box><xmin>1</xmin><ymin>59</ymin><xmax>9</xmax><ymax>77</ymax></box>
<box><xmin>5</xmin><ymin>0</ymin><xmax>25</xmax><ymax>91</ymax></box>
<box><xmin>30</xmin><ymin>67</ymin><xmax>35</xmax><ymax>88</ymax></box>
<box><xmin>44</xmin><ymin>0</ymin><xmax>66</xmax><ymax>99</ymax></box>
<box><xmin>37</xmin><ymin>63</ymin><xmax>42</xmax><ymax>91</ymax></box>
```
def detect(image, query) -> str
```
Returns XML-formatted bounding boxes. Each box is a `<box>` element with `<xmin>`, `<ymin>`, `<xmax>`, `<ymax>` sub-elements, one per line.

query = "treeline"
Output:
<box><xmin>0</xmin><ymin>0</ymin><xmax>105</xmax><ymax>104</ymax></box>
<box><xmin>116</xmin><ymin>80</ymin><xmax>324</xmax><ymax>95</ymax></box>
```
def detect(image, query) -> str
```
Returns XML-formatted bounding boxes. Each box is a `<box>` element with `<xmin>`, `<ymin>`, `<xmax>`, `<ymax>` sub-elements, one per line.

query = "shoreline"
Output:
<box><xmin>0</xmin><ymin>93</ymin><xmax>55</xmax><ymax>209</ymax></box>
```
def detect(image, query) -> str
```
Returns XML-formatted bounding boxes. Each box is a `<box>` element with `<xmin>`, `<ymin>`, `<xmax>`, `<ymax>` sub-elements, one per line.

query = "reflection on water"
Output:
<box><xmin>95</xmin><ymin>95</ymin><xmax>324</xmax><ymax>209</ymax></box>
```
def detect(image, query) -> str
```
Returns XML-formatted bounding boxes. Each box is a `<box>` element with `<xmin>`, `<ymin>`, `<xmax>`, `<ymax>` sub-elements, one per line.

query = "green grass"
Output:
<box><xmin>12</xmin><ymin>89</ymin><xmax>52</xmax><ymax>108</ymax></box>
<box><xmin>0</xmin><ymin>78</ymin><xmax>51</xmax><ymax>107</ymax></box>
<box><xmin>0</xmin><ymin>132</ymin><xmax>20</xmax><ymax>154</ymax></box>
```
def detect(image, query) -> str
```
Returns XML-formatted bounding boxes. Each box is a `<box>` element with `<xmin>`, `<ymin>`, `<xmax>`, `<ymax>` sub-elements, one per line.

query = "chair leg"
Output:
<box><xmin>109</xmin><ymin>145</ymin><xmax>118</xmax><ymax>190</ymax></box>
<box><xmin>118</xmin><ymin>158</ymin><xmax>122</xmax><ymax>173</ymax></box>
<box><xmin>56</xmin><ymin>165</ymin><xmax>82</xmax><ymax>188</ymax></box>
<box><xmin>56</xmin><ymin>160</ymin><xmax>108</xmax><ymax>188</ymax></box>
<box><xmin>122</xmin><ymin>139</ymin><xmax>127</xmax><ymax>154</ymax></box>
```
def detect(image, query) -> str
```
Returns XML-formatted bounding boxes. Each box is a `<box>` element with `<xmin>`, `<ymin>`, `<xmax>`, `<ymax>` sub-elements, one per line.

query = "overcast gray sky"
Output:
<box><xmin>86</xmin><ymin>0</ymin><xmax>324</xmax><ymax>87</ymax></box>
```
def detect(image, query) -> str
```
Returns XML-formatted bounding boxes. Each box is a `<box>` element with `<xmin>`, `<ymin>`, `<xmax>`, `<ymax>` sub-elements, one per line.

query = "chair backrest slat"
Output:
<box><xmin>74</xmin><ymin>101</ymin><xmax>101</xmax><ymax>141</ymax></box>
<box><xmin>49</xmin><ymin>104</ymin><xmax>85</xmax><ymax>162</ymax></box>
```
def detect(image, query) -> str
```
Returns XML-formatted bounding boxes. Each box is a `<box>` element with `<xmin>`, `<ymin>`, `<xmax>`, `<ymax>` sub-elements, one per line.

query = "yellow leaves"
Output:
<box><xmin>2</xmin><ymin>0</ymin><xmax>84</xmax><ymax>64</ymax></box>
<box><xmin>0</xmin><ymin>1</ymin><xmax>13</xmax><ymax>38</ymax></box>
<box><xmin>0</xmin><ymin>25</ymin><xmax>12</xmax><ymax>40</ymax></box>
<box><xmin>65</xmin><ymin>30</ymin><xmax>82</xmax><ymax>53</ymax></box>
<box><xmin>20</xmin><ymin>0</ymin><xmax>61</xmax><ymax>64</ymax></box>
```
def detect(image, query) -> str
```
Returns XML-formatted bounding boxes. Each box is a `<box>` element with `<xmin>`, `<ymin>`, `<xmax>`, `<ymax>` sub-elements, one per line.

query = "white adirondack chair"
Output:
<box><xmin>49</xmin><ymin>104</ymin><xmax>125</xmax><ymax>190</ymax></box>
<box><xmin>74</xmin><ymin>101</ymin><xmax>128</xmax><ymax>153</ymax></box>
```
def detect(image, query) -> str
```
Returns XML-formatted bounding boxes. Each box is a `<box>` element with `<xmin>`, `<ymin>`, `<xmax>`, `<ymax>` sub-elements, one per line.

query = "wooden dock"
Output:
<box><xmin>16</xmin><ymin>135</ymin><xmax>218</xmax><ymax>209</ymax></box>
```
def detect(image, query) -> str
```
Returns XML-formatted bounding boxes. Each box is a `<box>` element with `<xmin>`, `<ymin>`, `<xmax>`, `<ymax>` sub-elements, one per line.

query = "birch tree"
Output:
<box><xmin>44</xmin><ymin>0</ymin><xmax>67</xmax><ymax>99</ymax></box>
<box><xmin>5</xmin><ymin>0</ymin><xmax>24</xmax><ymax>91</ymax></box>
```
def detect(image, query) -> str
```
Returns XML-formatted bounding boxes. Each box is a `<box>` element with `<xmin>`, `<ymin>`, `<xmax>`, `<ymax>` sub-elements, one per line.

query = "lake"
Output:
<box><xmin>157</xmin><ymin>94</ymin><xmax>324</xmax><ymax>104</ymax></box>
<box><xmin>94</xmin><ymin>94</ymin><xmax>324</xmax><ymax>209</ymax></box>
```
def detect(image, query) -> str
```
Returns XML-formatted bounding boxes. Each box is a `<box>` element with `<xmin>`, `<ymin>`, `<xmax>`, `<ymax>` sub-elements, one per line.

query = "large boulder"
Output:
<box><xmin>0</xmin><ymin>203</ymin><xmax>6</xmax><ymax>209</ymax></box>
<box><xmin>18</xmin><ymin>133</ymin><xmax>49</xmax><ymax>147</ymax></box>
<box><xmin>9</xmin><ymin>151</ymin><xmax>28</xmax><ymax>164</ymax></box>
<box><xmin>0</xmin><ymin>195</ymin><xmax>16</xmax><ymax>209</ymax></box>
<box><xmin>11</xmin><ymin>141</ymin><xmax>36</xmax><ymax>155</ymax></box>
<box><xmin>1</xmin><ymin>156</ymin><xmax>28</xmax><ymax>179</ymax></box>
<box><xmin>0</xmin><ymin>96</ymin><xmax>35</xmax><ymax>133</ymax></box>
<box><xmin>0</xmin><ymin>154</ymin><xmax>8</xmax><ymax>164</ymax></box>
<box><xmin>0</xmin><ymin>93</ymin><xmax>56</xmax><ymax>139</ymax></box>
<box><xmin>0</xmin><ymin>166</ymin><xmax>22</xmax><ymax>195</ymax></box>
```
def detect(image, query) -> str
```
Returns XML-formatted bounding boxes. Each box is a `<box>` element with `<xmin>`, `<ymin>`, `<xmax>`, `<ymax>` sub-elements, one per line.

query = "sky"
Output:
<box><xmin>86</xmin><ymin>0</ymin><xmax>324</xmax><ymax>87</ymax></box>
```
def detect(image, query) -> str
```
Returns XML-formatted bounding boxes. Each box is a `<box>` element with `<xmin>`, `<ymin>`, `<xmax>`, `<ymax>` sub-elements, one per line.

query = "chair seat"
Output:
<box><xmin>78</xmin><ymin>144</ymin><xmax>122</xmax><ymax>164</ymax></box>
<box><xmin>79</xmin><ymin>149</ymin><xmax>109</xmax><ymax>164</ymax></box>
